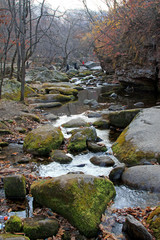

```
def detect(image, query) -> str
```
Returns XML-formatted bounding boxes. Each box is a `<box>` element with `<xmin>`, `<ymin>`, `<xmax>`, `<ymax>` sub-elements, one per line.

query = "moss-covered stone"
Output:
<box><xmin>4</xmin><ymin>175</ymin><xmax>26</xmax><ymax>199</ymax></box>
<box><xmin>23</xmin><ymin>216</ymin><xmax>59</xmax><ymax>240</ymax></box>
<box><xmin>68</xmin><ymin>127</ymin><xmax>97</xmax><ymax>153</ymax></box>
<box><xmin>147</xmin><ymin>206</ymin><xmax>160</xmax><ymax>240</ymax></box>
<box><xmin>0</xmin><ymin>141</ymin><xmax>9</xmax><ymax>147</ymax></box>
<box><xmin>21</xmin><ymin>113</ymin><xmax>40</xmax><ymax>123</ymax></box>
<box><xmin>23</xmin><ymin>124</ymin><xmax>64</xmax><ymax>156</ymax></box>
<box><xmin>93</xmin><ymin>120</ymin><xmax>110</xmax><ymax>129</ymax></box>
<box><xmin>45</xmin><ymin>87</ymin><xmax>78</xmax><ymax>96</ymax></box>
<box><xmin>87</xmin><ymin>142</ymin><xmax>107</xmax><ymax>153</ymax></box>
<box><xmin>31</xmin><ymin>174</ymin><xmax>116</xmax><ymax>237</ymax></box>
<box><xmin>5</xmin><ymin>216</ymin><xmax>22</xmax><ymax>233</ymax></box>
<box><xmin>0</xmin><ymin>234</ymin><xmax>29</xmax><ymax>240</ymax></box>
<box><xmin>108</xmin><ymin>109</ymin><xmax>140</xmax><ymax>128</ymax></box>
<box><xmin>62</xmin><ymin>118</ymin><xmax>89</xmax><ymax>128</ymax></box>
<box><xmin>50</xmin><ymin>150</ymin><xmax>72</xmax><ymax>164</ymax></box>
<box><xmin>78</xmin><ymin>70</ymin><xmax>92</xmax><ymax>77</ymax></box>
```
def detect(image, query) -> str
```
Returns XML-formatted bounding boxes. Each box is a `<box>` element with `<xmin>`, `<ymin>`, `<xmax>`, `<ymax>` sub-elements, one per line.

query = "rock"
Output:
<box><xmin>110</xmin><ymin>93</ymin><xmax>117</xmax><ymax>99</ymax></box>
<box><xmin>147</xmin><ymin>206</ymin><xmax>160</xmax><ymax>240</ymax></box>
<box><xmin>112</xmin><ymin>106</ymin><xmax>160</xmax><ymax>165</ymax></box>
<box><xmin>44</xmin><ymin>113</ymin><xmax>59</xmax><ymax>121</ymax></box>
<box><xmin>90</xmin><ymin>156</ymin><xmax>115</xmax><ymax>167</ymax></box>
<box><xmin>108</xmin><ymin>109</ymin><xmax>140</xmax><ymax>128</ymax></box>
<box><xmin>93</xmin><ymin>119</ymin><xmax>110</xmax><ymax>129</ymax></box>
<box><xmin>5</xmin><ymin>216</ymin><xmax>22</xmax><ymax>233</ymax></box>
<box><xmin>50</xmin><ymin>150</ymin><xmax>72</xmax><ymax>164</ymax></box>
<box><xmin>109</xmin><ymin>163</ymin><xmax>125</xmax><ymax>182</ymax></box>
<box><xmin>23</xmin><ymin>216</ymin><xmax>59</xmax><ymax>240</ymax></box>
<box><xmin>30</xmin><ymin>102</ymin><xmax>62</xmax><ymax>109</ymax></box>
<box><xmin>83</xmin><ymin>99</ymin><xmax>99</xmax><ymax>108</ymax></box>
<box><xmin>62</xmin><ymin>118</ymin><xmax>89</xmax><ymax>128</ymax></box>
<box><xmin>23</xmin><ymin>124</ymin><xmax>64</xmax><ymax>156</ymax></box>
<box><xmin>21</xmin><ymin>113</ymin><xmax>41</xmax><ymax>122</ymax></box>
<box><xmin>31</xmin><ymin>94</ymin><xmax>74</xmax><ymax>103</ymax></box>
<box><xmin>108</xmin><ymin>105</ymin><xmax>126</xmax><ymax>111</ymax></box>
<box><xmin>134</xmin><ymin>102</ymin><xmax>144</xmax><ymax>107</ymax></box>
<box><xmin>68</xmin><ymin>127</ymin><xmax>97</xmax><ymax>153</ymax></box>
<box><xmin>85</xmin><ymin>61</ymin><xmax>100</xmax><ymax>69</ymax></box>
<box><xmin>15</xmin><ymin>127</ymin><xmax>26</xmax><ymax>133</ymax></box>
<box><xmin>4</xmin><ymin>175</ymin><xmax>26</xmax><ymax>199</ymax></box>
<box><xmin>0</xmin><ymin>234</ymin><xmax>29</xmax><ymax>240</ymax></box>
<box><xmin>87</xmin><ymin>142</ymin><xmax>107</xmax><ymax>153</ymax></box>
<box><xmin>31</xmin><ymin>174</ymin><xmax>116</xmax><ymax>237</ymax></box>
<box><xmin>0</xmin><ymin>141</ymin><xmax>9</xmax><ymax>147</ymax></box>
<box><xmin>87</xmin><ymin>112</ymin><xmax>102</xmax><ymax>118</ymax></box>
<box><xmin>45</xmin><ymin>87</ymin><xmax>78</xmax><ymax>96</ymax></box>
<box><xmin>122</xmin><ymin>214</ymin><xmax>152</xmax><ymax>240</ymax></box>
<box><xmin>122</xmin><ymin>165</ymin><xmax>160</xmax><ymax>192</ymax></box>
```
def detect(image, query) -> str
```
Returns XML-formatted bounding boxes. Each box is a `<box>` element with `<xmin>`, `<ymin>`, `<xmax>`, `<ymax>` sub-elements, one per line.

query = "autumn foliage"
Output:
<box><xmin>91</xmin><ymin>0</ymin><xmax>160</xmax><ymax>69</ymax></box>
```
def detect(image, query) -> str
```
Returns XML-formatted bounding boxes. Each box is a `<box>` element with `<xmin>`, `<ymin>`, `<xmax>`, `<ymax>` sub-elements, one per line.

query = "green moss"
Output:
<box><xmin>78</xmin><ymin>70</ymin><xmax>92</xmax><ymax>77</ymax></box>
<box><xmin>0</xmin><ymin>234</ymin><xmax>30</xmax><ymax>239</ymax></box>
<box><xmin>5</xmin><ymin>216</ymin><xmax>22</xmax><ymax>233</ymax></box>
<box><xmin>0</xmin><ymin>141</ymin><xmax>9</xmax><ymax>147</ymax></box>
<box><xmin>4</xmin><ymin>175</ymin><xmax>26</xmax><ymax>199</ymax></box>
<box><xmin>23</xmin><ymin>125</ymin><xmax>64</xmax><ymax>156</ymax></box>
<box><xmin>112</xmin><ymin>127</ymin><xmax>155</xmax><ymax>166</ymax></box>
<box><xmin>31</xmin><ymin>175</ymin><xmax>116</xmax><ymax>237</ymax></box>
<box><xmin>147</xmin><ymin>206</ymin><xmax>160</xmax><ymax>240</ymax></box>
<box><xmin>68</xmin><ymin>134</ymin><xmax>87</xmax><ymax>153</ymax></box>
<box><xmin>93</xmin><ymin>120</ymin><xmax>110</xmax><ymax>129</ymax></box>
<box><xmin>23</xmin><ymin>217</ymin><xmax>59</xmax><ymax>240</ymax></box>
<box><xmin>45</xmin><ymin>87</ymin><xmax>78</xmax><ymax>96</ymax></box>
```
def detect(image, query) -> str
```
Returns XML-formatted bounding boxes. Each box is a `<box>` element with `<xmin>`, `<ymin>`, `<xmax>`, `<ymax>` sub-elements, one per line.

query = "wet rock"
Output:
<box><xmin>134</xmin><ymin>102</ymin><xmax>144</xmax><ymax>108</ymax></box>
<box><xmin>87</xmin><ymin>112</ymin><xmax>102</xmax><ymax>118</ymax></box>
<box><xmin>110</xmin><ymin>93</ymin><xmax>117</xmax><ymax>99</ymax></box>
<box><xmin>5</xmin><ymin>216</ymin><xmax>22</xmax><ymax>233</ymax></box>
<box><xmin>83</xmin><ymin>99</ymin><xmax>99</xmax><ymax>108</ymax></box>
<box><xmin>23</xmin><ymin>216</ymin><xmax>59</xmax><ymax>240</ymax></box>
<box><xmin>50</xmin><ymin>150</ymin><xmax>72</xmax><ymax>164</ymax></box>
<box><xmin>23</xmin><ymin>124</ymin><xmax>64</xmax><ymax>156</ymax></box>
<box><xmin>90</xmin><ymin>156</ymin><xmax>114</xmax><ymax>167</ymax></box>
<box><xmin>31</xmin><ymin>174</ymin><xmax>116</xmax><ymax>237</ymax></box>
<box><xmin>87</xmin><ymin>142</ymin><xmax>107</xmax><ymax>153</ymax></box>
<box><xmin>109</xmin><ymin>163</ymin><xmax>125</xmax><ymax>182</ymax></box>
<box><xmin>122</xmin><ymin>214</ymin><xmax>152</xmax><ymax>240</ymax></box>
<box><xmin>112</xmin><ymin>106</ymin><xmax>160</xmax><ymax>165</ymax></box>
<box><xmin>30</xmin><ymin>102</ymin><xmax>62</xmax><ymax>109</ymax></box>
<box><xmin>93</xmin><ymin>119</ymin><xmax>110</xmax><ymax>129</ymax></box>
<box><xmin>62</xmin><ymin>118</ymin><xmax>89</xmax><ymax>128</ymax></box>
<box><xmin>45</xmin><ymin>86</ymin><xmax>78</xmax><ymax>96</ymax></box>
<box><xmin>122</xmin><ymin>165</ymin><xmax>160</xmax><ymax>192</ymax></box>
<box><xmin>4</xmin><ymin>174</ymin><xmax>26</xmax><ymax>199</ymax></box>
<box><xmin>108</xmin><ymin>109</ymin><xmax>140</xmax><ymax>128</ymax></box>
<box><xmin>108</xmin><ymin>105</ymin><xmax>126</xmax><ymax>111</ymax></box>
<box><xmin>17</xmin><ymin>156</ymin><xmax>30</xmax><ymax>164</ymax></box>
<box><xmin>147</xmin><ymin>206</ymin><xmax>160</xmax><ymax>240</ymax></box>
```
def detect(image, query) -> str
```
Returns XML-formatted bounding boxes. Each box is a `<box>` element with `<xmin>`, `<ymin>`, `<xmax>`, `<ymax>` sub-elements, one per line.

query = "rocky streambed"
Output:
<box><xmin>0</xmin><ymin>67</ymin><xmax>160</xmax><ymax>240</ymax></box>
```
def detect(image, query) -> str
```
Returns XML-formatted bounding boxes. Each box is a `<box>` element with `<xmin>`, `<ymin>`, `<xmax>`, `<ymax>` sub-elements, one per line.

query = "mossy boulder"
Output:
<box><xmin>23</xmin><ymin>124</ymin><xmax>64</xmax><ymax>156</ymax></box>
<box><xmin>0</xmin><ymin>121</ymin><xmax>12</xmax><ymax>135</ymax></box>
<box><xmin>21</xmin><ymin>113</ymin><xmax>40</xmax><ymax>123</ymax></box>
<box><xmin>90</xmin><ymin>156</ymin><xmax>114</xmax><ymax>166</ymax></box>
<box><xmin>0</xmin><ymin>234</ymin><xmax>29</xmax><ymax>240</ymax></box>
<box><xmin>30</xmin><ymin>102</ymin><xmax>62</xmax><ymax>109</ymax></box>
<box><xmin>45</xmin><ymin>87</ymin><xmax>78</xmax><ymax>96</ymax></box>
<box><xmin>87</xmin><ymin>142</ymin><xmax>107</xmax><ymax>153</ymax></box>
<box><xmin>108</xmin><ymin>109</ymin><xmax>140</xmax><ymax>128</ymax></box>
<box><xmin>4</xmin><ymin>175</ymin><xmax>26</xmax><ymax>199</ymax></box>
<box><xmin>31</xmin><ymin>174</ymin><xmax>116</xmax><ymax>237</ymax></box>
<box><xmin>50</xmin><ymin>150</ymin><xmax>72</xmax><ymax>164</ymax></box>
<box><xmin>23</xmin><ymin>216</ymin><xmax>59</xmax><ymax>240</ymax></box>
<box><xmin>68</xmin><ymin>127</ymin><xmax>97</xmax><ymax>153</ymax></box>
<box><xmin>93</xmin><ymin>119</ymin><xmax>110</xmax><ymax>129</ymax></box>
<box><xmin>112</xmin><ymin>107</ymin><xmax>160</xmax><ymax>166</ymax></box>
<box><xmin>5</xmin><ymin>216</ymin><xmax>22</xmax><ymax>233</ymax></box>
<box><xmin>147</xmin><ymin>206</ymin><xmax>160</xmax><ymax>240</ymax></box>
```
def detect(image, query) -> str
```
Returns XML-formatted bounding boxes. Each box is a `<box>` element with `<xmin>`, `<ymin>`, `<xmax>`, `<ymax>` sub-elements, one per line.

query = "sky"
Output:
<box><xmin>46</xmin><ymin>0</ymin><xmax>108</xmax><ymax>11</ymax></box>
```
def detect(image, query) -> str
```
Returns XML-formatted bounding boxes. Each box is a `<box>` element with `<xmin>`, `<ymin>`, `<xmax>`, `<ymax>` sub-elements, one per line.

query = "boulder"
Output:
<box><xmin>122</xmin><ymin>214</ymin><xmax>152</xmax><ymax>240</ymax></box>
<box><xmin>121</xmin><ymin>165</ymin><xmax>160</xmax><ymax>192</ymax></box>
<box><xmin>30</xmin><ymin>102</ymin><xmax>62</xmax><ymax>109</ymax></box>
<box><xmin>108</xmin><ymin>109</ymin><xmax>140</xmax><ymax>128</ymax></box>
<box><xmin>44</xmin><ymin>113</ymin><xmax>58</xmax><ymax>121</ymax></box>
<box><xmin>112</xmin><ymin>106</ymin><xmax>160</xmax><ymax>165</ymax></box>
<box><xmin>23</xmin><ymin>216</ymin><xmax>59</xmax><ymax>240</ymax></box>
<box><xmin>68</xmin><ymin>127</ymin><xmax>97</xmax><ymax>153</ymax></box>
<box><xmin>108</xmin><ymin>105</ymin><xmax>125</xmax><ymax>111</ymax></box>
<box><xmin>31</xmin><ymin>174</ymin><xmax>116</xmax><ymax>237</ymax></box>
<box><xmin>5</xmin><ymin>216</ymin><xmax>22</xmax><ymax>233</ymax></box>
<box><xmin>109</xmin><ymin>163</ymin><xmax>125</xmax><ymax>182</ymax></box>
<box><xmin>50</xmin><ymin>150</ymin><xmax>72</xmax><ymax>164</ymax></box>
<box><xmin>21</xmin><ymin>113</ymin><xmax>41</xmax><ymax>122</ymax></box>
<box><xmin>147</xmin><ymin>206</ymin><xmax>160</xmax><ymax>240</ymax></box>
<box><xmin>45</xmin><ymin>87</ymin><xmax>78</xmax><ymax>96</ymax></box>
<box><xmin>93</xmin><ymin>119</ymin><xmax>110</xmax><ymax>129</ymax></box>
<box><xmin>62</xmin><ymin>118</ymin><xmax>89</xmax><ymax>128</ymax></box>
<box><xmin>4</xmin><ymin>175</ymin><xmax>26</xmax><ymax>199</ymax></box>
<box><xmin>87</xmin><ymin>142</ymin><xmax>107</xmax><ymax>153</ymax></box>
<box><xmin>23</xmin><ymin>124</ymin><xmax>64</xmax><ymax>156</ymax></box>
<box><xmin>90</xmin><ymin>156</ymin><xmax>114</xmax><ymax>167</ymax></box>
